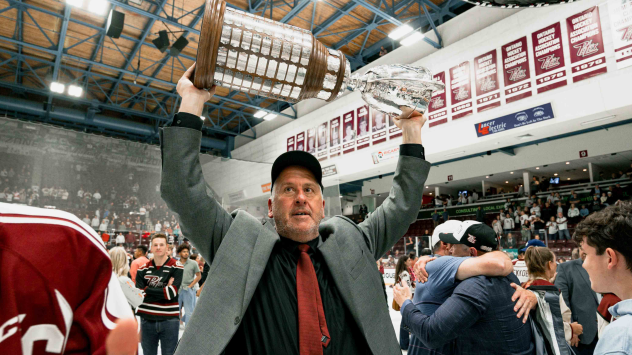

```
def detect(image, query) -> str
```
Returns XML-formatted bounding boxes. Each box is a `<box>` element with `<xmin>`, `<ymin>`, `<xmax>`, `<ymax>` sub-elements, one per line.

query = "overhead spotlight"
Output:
<box><xmin>66</xmin><ymin>0</ymin><xmax>83</xmax><ymax>6</ymax></box>
<box><xmin>253</xmin><ymin>110</ymin><xmax>267</xmax><ymax>118</ymax></box>
<box><xmin>50</xmin><ymin>82</ymin><xmax>65</xmax><ymax>94</ymax></box>
<box><xmin>388</xmin><ymin>24</ymin><xmax>413</xmax><ymax>40</ymax></box>
<box><xmin>263</xmin><ymin>113</ymin><xmax>277</xmax><ymax>121</ymax></box>
<box><xmin>554</xmin><ymin>173</ymin><xmax>558</xmax><ymax>176</ymax></box>
<box><xmin>425</xmin><ymin>186</ymin><xmax>429</xmax><ymax>188</ymax></box>
<box><xmin>536</xmin><ymin>167</ymin><xmax>540</xmax><ymax>170</ymax></box>
<box><xmin>169</xmin><ymin>35</ymin><xmax>189</xmax><ymax>56</ymax></box>
<box><xmin>401</xmin><ymin>32</ymin><xmax>425</xmax><ymax>46</ymax></box>
<box><xmin>152</xmin><ymin>30</ymin><xmax>170</xmax><ymax>52</ymax></box>
<box><xmin>429</xmin><ymin>192</ymin><xmax>433</xmax><ymax>195</ymax></box>
<box><xmin>505</xmin><ymin>181</ymin><xmax>509</xmax><ymax>183</ymax></box>
<box><xmin>566</xmin><ymin>162</ymin><xmax>570</xmax><ymax>164</ymax></box>
<box><xmin>88</xmin><ymin>0</ymin><xmax>108</xmax><ymax>15</ymax></box>
<box><xmin>510</xmin><ymin>172</ymin><xmax>514</xmax><ymax>174</ymax></box>
<box><xmin>68</xmin><ymin>85</ymin><xmax>83</xmax><ymax>97</ymax></box>
<box><xmin>583</xmin><ymin>169</ymin><xmax>587</xmax><ymax>172</ymax></box>
<box><xmin>106</xmin><ymin>9</ymin><xmax>125</xmax><ymax>38</ymax></box>
<box><xmin>567</xmin><ymin>178</ymin><xmax>571</xmax><ymax>180</ymax></box>
<box><xmin>486</xmin><ymin>175</ymin><xmax>489</xmax><ymax>178</ymax></box>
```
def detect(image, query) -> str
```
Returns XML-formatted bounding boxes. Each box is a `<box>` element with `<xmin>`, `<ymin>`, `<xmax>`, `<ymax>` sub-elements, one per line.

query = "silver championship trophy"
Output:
<box><xmin>194</xmin><ymin>0</ymin><xmax>444</xmax><ymax>115</ymax></box>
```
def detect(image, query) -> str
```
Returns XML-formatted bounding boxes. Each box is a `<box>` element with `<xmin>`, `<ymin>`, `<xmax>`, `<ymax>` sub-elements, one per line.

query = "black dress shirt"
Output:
<box><xmin>223</xmin><ymin>236</ymin><xmax>371</xmax><ymax>355</ymax></box>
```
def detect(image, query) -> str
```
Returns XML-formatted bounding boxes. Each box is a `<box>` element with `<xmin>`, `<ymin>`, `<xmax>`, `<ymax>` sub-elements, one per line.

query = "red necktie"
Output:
<box><xmin>297</xmin><ymin>244</ymin><xmax>331</xmax><ymax>355</ymax></box>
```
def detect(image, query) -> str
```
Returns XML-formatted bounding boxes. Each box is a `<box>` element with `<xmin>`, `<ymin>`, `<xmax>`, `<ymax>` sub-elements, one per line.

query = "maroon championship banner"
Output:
<box><xmin>449</xmin><ymin>61</ymin><xmax>473</xmax><ymax>120</ymax></box>
<box><xmin>316</xmin><ymin>122</ymin><xmax>328</xmax><ymax>161</ymax></box>
<box><xmin>608</xmin><ymin>0</ymin><xmax>632</xmax><ymax>69</ymax></box>
<box><xmin>306</xmin><ymin>127</ymin><xmax>316</xmax><ymax>154</ymax></box>
<box><xmin>356</xmin><ymin>105</ymin><xmax>370</xmax><ymax>150</ymax></box>
<box><xmin>371</xmin><ymin>108</ymin><xmax>387</xmax><ymax>145</ymax></box>
<box><xmin>501</xmin><ymin>37</ymin><xmax>533</xmax><ymax>104</ymax></box>
<box><xmin>532</xmin><ymin>22</ymin><xmax>568</xmax><ymax>94</ymax></box>
<box><xmin>388</xmin><ymin>115</ymin><xmax>402</xmax><ymax>139</ymax></box>
<box><xmin>342</xmin><ymin>110</ymin><xmax>356</xmax><ymax>154</ymax></box>
<box><xmin>566</xmin><ymin>7</ymin><xmax>607</xmax><ymax>83</ymax></box>
<box><xmin>295</xmin><ymin>131</ymin><xmax>305</xmax><ymax>152</ymax></box>
<box><xmin>428</xmin><ymin>71</ymin><xmax>448</xmax><ymax>127</ymax></box>
<box><xmin>329</xmin><ymin>117</ymin><xmax>341</xmax><ymax>157</ymax></box>
<box><xmin>287</xmin><ymin>136</ymin><xmax>295</xmax><ymax>152</ymax></box>
<box><xmin>474</xmin><ymin>49</ymin><xmax>501</xmax><ymax>113</ymax></box>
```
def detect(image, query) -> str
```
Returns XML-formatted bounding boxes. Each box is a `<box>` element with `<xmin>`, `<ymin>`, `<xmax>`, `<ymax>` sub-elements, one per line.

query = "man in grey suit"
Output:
<box><xmin>159</xmin><ymin>63</ymin><xmax>431</xmax><ymax>355</ymax></box>
<box><xmin>555</xmin><ymin>249</ymin><xmax>599</xmax><ymax>355</ymax></box>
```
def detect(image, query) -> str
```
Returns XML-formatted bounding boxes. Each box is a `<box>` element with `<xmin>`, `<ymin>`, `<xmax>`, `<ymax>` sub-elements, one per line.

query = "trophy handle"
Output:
<box><xmin>194</xmin><ymin>0</ymin><xmax>226</xmax><ymax>90</ymax></box>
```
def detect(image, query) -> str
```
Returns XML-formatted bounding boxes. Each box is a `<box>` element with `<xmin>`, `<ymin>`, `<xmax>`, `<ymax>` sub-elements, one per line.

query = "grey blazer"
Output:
<box><xmin>160</xmin><ymin>127</ymin><xmax>430</xmax><ymax>355</ymax></box>
<box><xmin>555</xmin><ymin>259</ymin><xmax>599</xmax><ymax>345</ymax></box>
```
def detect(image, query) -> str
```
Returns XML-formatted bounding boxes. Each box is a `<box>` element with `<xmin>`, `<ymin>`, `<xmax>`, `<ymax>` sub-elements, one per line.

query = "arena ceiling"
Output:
<box><xmin>0</xmin><ymin>0</ymin><xmax>470</xmax><ymax>154</ymax></box>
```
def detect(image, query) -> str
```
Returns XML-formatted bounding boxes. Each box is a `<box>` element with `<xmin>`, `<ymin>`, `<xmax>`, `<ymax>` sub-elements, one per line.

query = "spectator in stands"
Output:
<box><xmin>571</xmin><ymin>248</ymin><xmax>580</xmax><ymax>260</ymax></box>
<box><xmin>504</xmin><ymin>233</ymin><xmax>517</xmax><ymax>249</ymax></box>
<box><xmin>547</xmin><ymin>192</ymin><xmax>556</xmax><ymax>204</ymax></box>
<box><xmin>466</xmin><ymin>193</ymin><xmax>473</xmax><ymax>205</ymax></box>
<box><xmin>546</xmin><ymin>216</ymin><xmax>558</xmax><ymax>240</ymax></box>
<box><xmin>531</xmin><ymin>203</ymin><xmax>541</xmax><ymax>217</ymax></box>
<box><xmin>435</xmin><ymin>196</ymin><xmax>443</xmax><ymax>208</ymax></box>
<box><xmin>446</xmin><ymin>195</ymin><xmax>453</xmax><ymax>206</ymax></box>
<box><xmin>556</xmin><ymin>201</ymin><xmax>564</xmax><ymax>215</ymax></box>
<box><xmin>492</xmin><ymin>219</ymin><xmax>503</xmax><ymax>237</ymax></box>
<box><xmin>591</xmin><ymin>184</ymin><xmax>602</xmax><ymax>197</ymax></box>
<box><xmin>600</xmin><ymin>192</ymin><xmax>608</xmax><ymax>206</ymax></box>
<box><xmin>592</xmin><ymin>195</ymin><xmax>602</xmax><ymax>213</ymax></box>
<box><xmin>532</xmin><ymin>215</ymin><xmax>546</xmax><ymax>240</ymax></box>
<box><xmin>442</xmin><ymin>208</ymin><xmax>449</xmax><ymax>222</ymax></box>
<box><xmin>569</xmin><ymin>191</ymin><xmax>581</xmax><ymax>206</ymax></box>
<box><xmin>82</xmin><ymin>214</ymin><xmax>90</xmax><ymax>225</ymax></box>
<box><xmin>405</xmin><ymin>236</ymin><xmax>414</xmax><ymax>254</ymax></box>
<box><xmin>557</xmin><ymin>212</ymin><xmax>570</xmax><ymax>240</ymax></box>
<box><xmin>504</xmin><ymin>198</ymin><xmax>512</xmax><ymax>211</ymax></box>
<box><xmin>503</xmin><ymin>213</ymin><xmax>515</xmax><ymax>235</ymax></box>
<box><xmin>110</xmin><ymin>247</ymin><xmax>144</xmax><ymax>310</ymax></box>
<box><xmin>525</xmin><ymin>194</ymin><xmax>534</xmax><ymax>208</ymax></box>
<box><xmin>91</xmin><ymin>215</ymin><xmax>99</xmax><ymax>230</ymax></box>
<box><xmin>115</xmin><ymin>233</ymin><xmax>125</xmax><ymax>246</ymax></box>
<box><xmin>476</xmin><ymin>206</ymin><xmax>485</xmax><ymax>223</ymax></box>
<box><xmin>379</xmin><ymin>46</ymin><xmax>388</xmax><ymax>56</ymax></box>
<box><xmin>568</xmin><ymin>203</ymin><xmax>580</xmax><ymax>222</ymax></box>
<box><xmin>177</xmin><ymin>244</ymin><xmax>200</xmax><ymax>330</ymax></box>
<box><xmin>522</xmin><ymin>246</ymin><xmax>583</xmax><ymax>347</ymax></box>
<box><xmin>580</xmin><ymin>204</ymin><xmax>590</xmax><ymax>218</ymax></box>
<box><xmin>542</xmin><ymin>201</ymin><xmax>556</xmax><ymax>222</ymax></box>
<box><xmin>472</xmin><ymin>189</ymin><xmax>479</xmax><ymax>202</ymax></box>
<box><xmin>521</xmin><ymin>219</ymin><xmax>532</xmax><ymax>241</ymax></box>
<box><xmin>93</xmin><ymin>190</ymin><xmax>102</xmax><ymax>205</ymax></box>
<box><xmin>394</xmin><ymin>255</ymin><xmax>413</xmax><ymax>350</ymax></box>
<box><xmin>606</xmin><ymin>191</ymin><xmax>616</xmax><ymax>206</ymax></box>
<box><xmin>457</xmin><ymin>194</ymin><xmax>465</xmax><ymax>205</ymax></box>
<box><xmin>574</xmin><ymin>202</ymin><xmax>632</xmax><ymax>355</ymax></box>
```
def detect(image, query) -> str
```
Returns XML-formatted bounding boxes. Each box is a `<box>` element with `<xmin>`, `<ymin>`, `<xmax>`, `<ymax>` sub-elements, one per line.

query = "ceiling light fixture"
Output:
<box><xmin>263</xmin><ymin>113</ymin><xmax>277</xmax><ymax>121</ymax></box>
<box><xmin>425</xmin><ymin>186</ymin><xmax>429</xmax><ymax>188</ymax></box>
<box><xmin>388</xmin><ymin>24</ymin><xmax>413</xmax><ymax>40</ymax></box>
<box><xmin>583</xmin><ymin>169</ymin><xmax>587</xmax><ymax>172</ymax></box>
<box><xmin>505</xmin><ymin>181</ymin><xmax>509</xmax><ymax>183</ymax></box>
<box><xmin>486</xmin><ymin>176</ymin><xmax>489</xmax><ymax>178</ymax></box>
<box><xmin>50</xmin><ymin>82</ymin><xmax>65</xmax><ymax>94</ymax></box>
<box><xmin>554</xmin><ymin>173</ymin><xmax>558</xmax><ymax>176</ymax></box>
<box><xmin>567</xmin><ymin>178</ymin><xmax>571</xmax><ymax>180</ymax></box>
<box><xmin>66</xmin><ymin>0</ymin><xmax>83</xmax><ymax>6</ymax></box>
<box><xmin>401</xmin><ymin>32</ymin><xmax>425</xmax><ymax>46</ymax></box>
<box><xmin>429</xmin><ymin>192</ymin><xmax>433</xmax><ymax>195</ymax></box>
<box><xmin>88</xmin><ymin>0</ymin><xmax>109</xmax><ymax>15</ymax></box>
<box><xmin>510</xmin><ymin>172</ymin><xmax>514</xmax><ymax>174</ymax></box>
<box><xmin>253</xmin><ymin>110</ymin><xmax>267</xmax><ymax>118</ymax></box>
<box><xmin>566</xmin><ymin>162</ymin><xmax>570</xmax><ymax>164</ymax></box>
<box><xmin>580</xmin><ymin>115</ymin><xmax>616</xmax><ymax>126</ymax></box>
<box><xmin>536</xmin><ymin>167</ymin><xmax>540</xmax><ymax>169</ymax></box>
<box><xmin>68</xmin><ymin>85</ymin><xmax>83</xmax><ymax>97</ymax></box>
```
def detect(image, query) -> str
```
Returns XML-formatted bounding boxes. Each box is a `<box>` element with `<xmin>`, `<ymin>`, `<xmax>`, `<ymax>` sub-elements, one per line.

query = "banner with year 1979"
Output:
<box><xmin>428</xmin><ymin>71</ymin><xmax>448</xmax><ymax>127</ymax></box>
<box><xmin>607</xmin><ymin>0</ymin><xmax>632</xmax><ymax>69</ymax></box>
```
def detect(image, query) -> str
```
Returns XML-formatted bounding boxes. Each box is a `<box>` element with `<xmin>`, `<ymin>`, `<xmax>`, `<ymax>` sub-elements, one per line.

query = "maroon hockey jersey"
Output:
<box><xmin>135</xmin><ymin>257</ymin><xmax>183</xmax><ymax>321</ymax></box>
<box><xmin>0</xmin><ymin>203</ymin><xmax>134</xmax><ymax>355</ymax></box>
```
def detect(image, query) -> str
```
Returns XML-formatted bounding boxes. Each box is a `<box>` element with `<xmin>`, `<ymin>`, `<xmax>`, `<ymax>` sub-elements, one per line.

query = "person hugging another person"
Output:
<box><xmin>394</xmin><ymin>255</ymin><xmax>415</xmax><ymax>350</ymax></box>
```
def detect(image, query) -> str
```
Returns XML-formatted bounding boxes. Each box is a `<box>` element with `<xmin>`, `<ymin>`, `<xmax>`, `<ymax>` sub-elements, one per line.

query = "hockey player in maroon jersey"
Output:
<box><xmin>135</xmin><ymin>234</ymin><xmax>184</xmax><ymax>355</ymax></box>
<box><xmin>0</xmin><ymin>203</ymin><xmax>138</xmax><ymax>355</ymax></box>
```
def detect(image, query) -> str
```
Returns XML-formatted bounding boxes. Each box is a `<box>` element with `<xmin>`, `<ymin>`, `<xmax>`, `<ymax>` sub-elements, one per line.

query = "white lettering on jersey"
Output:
<box><xmin>102</xmin><ymin>272</ymin><xmax>135</xmax><ymax>330</ymax></box>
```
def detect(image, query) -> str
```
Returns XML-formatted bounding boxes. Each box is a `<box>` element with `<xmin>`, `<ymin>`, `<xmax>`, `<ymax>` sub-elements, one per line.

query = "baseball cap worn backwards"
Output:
<box><xmin>435</xmin><ymin>220</ymin><xmax>498</xmax><ymax>252</ymax></box>
<box><xmin>271</xmin><ymin>151</ymin><xmax>324</xmax><ymax>192</ymax></box>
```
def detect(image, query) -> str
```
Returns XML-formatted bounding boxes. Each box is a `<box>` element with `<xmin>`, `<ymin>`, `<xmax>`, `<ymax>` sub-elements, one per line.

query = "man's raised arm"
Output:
<box><xmin>455</xmin><ymin>251</ymin><xmax>514</xmax><ymax>280</ymax></box>
<box><xmin>160</xmin><ymin>63</ymin><xmax>232</xmax><ymax>263</ymax></box>
<box><xmin>358</xmin><ymin>108</ymin><xmax>431</xmax><ymax>260</ymax></box>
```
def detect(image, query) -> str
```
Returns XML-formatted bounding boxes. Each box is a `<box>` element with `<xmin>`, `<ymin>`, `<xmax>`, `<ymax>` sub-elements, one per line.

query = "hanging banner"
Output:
<box><xmin>388</xmin><ymin>115</ymin><xmax>402</xmax><ymax>139</ymax></box>
<box><xmin>475</xmin><ymin>103</ymin><xmax>554</xmax><ymax>137</ymax></box>
<box><xmin>428</xmin><ymin>71</ymin><xmax>448</xmax><ymax>127</ymax></box>
<box><xmin>329</xmin><ymin>117</ymin><xmax>341</xmax><ymax>157</ymax></box>
<box><xmin>449</xmin><ymin>61</ymin><xmax>473</xmax><ymax>120</ymax></box>
<box><xmin>356</xmin><ymin>105</ymin><xmax>370</xmax><ymax>150</ymax></box>
<box><xmin>501</xmin><ymin>36</ymin><xmax>533</xmax><ymax>104</ymax></box>
<box><xmin>295</xmin><ymin>131</ymin><xmax>305</xmax><ymax>151</ymax></box>
<box><xmin>608</xmin><ymin>0</ymin><xmax>632</xmax><ymax>69</ymax></box>
<box><xmin>342</xmin><ymin>110</ymin><xmax>356</xmax><ymax>154</ymax></box>
<box><xmin>287</xmin><ymin>136</ymin><xmax>295</xmax><ymax>152</ymax></box>
<box><xmin>317</xmin><ymin>122</ymin><xmax>328</xmax><ymax>160</ymax></box>
<box><xmin>532</xmin><ymin>22</ymin><xmax>568</xmax><ymax>94</ymax></box>
<box><xmin>306</xmin><ymin>127</ymin><xmax>316</xmax><ymax>154</ymax></box>
<box><xmin>566</xmin><ymin>6</ymin><xmax>608</xmax><ymax>83</ymax></box>
<box><xmin>371</xmin><ymin>108</ymin><xmax>388</xmax><ymax>145</ymax></box>
<box><xmin>474</xmin><ymin>49</ymin><xmax>501</xmax><ymax>113</ymax></box>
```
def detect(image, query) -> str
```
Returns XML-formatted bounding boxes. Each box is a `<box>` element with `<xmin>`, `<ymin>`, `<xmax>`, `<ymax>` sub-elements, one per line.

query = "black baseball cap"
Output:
<box><xmin>436</xmin><ymin>220</ymin><xmax>499</xmax><ymax>252</ymax></box>
<box><xmin>270</xmin><ymin>151</ymin><xmax>324</xmax><ymax>192</ymax></box>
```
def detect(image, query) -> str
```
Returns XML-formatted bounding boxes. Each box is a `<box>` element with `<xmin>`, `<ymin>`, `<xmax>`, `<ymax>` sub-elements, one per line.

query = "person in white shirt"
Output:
<box><xmin>503</xmin><ymin>213</ymin><xmax>515</xmax><ymax>234</ymax></box>
<box><xmin>155</xmin><ymin>221</ymin><xmax>162</xmax><ymax>232</ymax></box>
<box><xmin>77</xmin><ymin>187</ymin><xmax>84</xmax><ymax>198</ymax></box>
<box><xmin>530</xmin><ymin>204</ymin><xmax>541</xmax><ymax>217</ymax></box>
<box><xmin>91</xmin><ymin>215</ymin><xmax>100</xmax><ymax>229</ymax></box>
<box><xmin>139</xmin><ymin>206</ymin><xmax>146</xmax><ymax>216</ymax></box>
<box><xmin>504</xmin><ymin>198</ymin><xmax>512</xmax><ymax>210</ymax></box>
<box><xmin>446</xmin><ymin>196</ymin><xmax>453</xmax><ymax>206</ymax></box>
<box><xmin>0</xmin><ymin>168</ymin><xmax>7</xmax><ymax>177</ymax></box>
<box><xmin>116</xmin><ymin>233</ymin><xmax>125</xmax><ymax>246</ymax></box>
<box><xmin>525</xmin><ymin>194</ymin><xmax>534</xmax><ymax>208</ymax></box>
<box><xmin>109</xmin><ymin>247</ymin><xmax>144</xmax><ymax>309</ymax></box>
<box><xmin>472</xmin><ymin>189</ymin><xmax>479</xmax><ymax>202</ymax></box>
<box><xmin>520</xmin><ymin>211</ymin><xmax>529</xmax><ymax>225</ymax></box>
<box><xmin>556</xmin><ymin>201</ymin><xmax>564</xmax><ymax>215</ymax></box>
<box><xmin>93</xmin><ymin>190</ymin><xmax>102</xmax><ymax>204</ymax></box>
<box><xmin>567</xmin><ymin>203</ymin><xmax>580</xmax><ymax>223</ymax></box>
<box><xmin>546</xmin><ymin>216</ymin><xmax>558</xmax><ymax>240</ymax></box>
<box><xmin>435</xmin><ymin>196</ymin><xmax>443</xmax><ymax>207</ymax></box>
<box><xmin>467</xmin><ymin>194</ymin><xmax>473</xmax><ymax>204</ymax></box>
<box><xmin>99</xmin><ymin>219</ymin><xmax>108</xmax><ymax>232</ymax></box>
<box><xmin>556</xmin><ymin>212</ymin><xmax>570</xmax><ymax>240</ymax></box>
<box><xmin>546</xmin><ymin>192</ymin><xmax>556</xmax><ymax>204</ymax></box>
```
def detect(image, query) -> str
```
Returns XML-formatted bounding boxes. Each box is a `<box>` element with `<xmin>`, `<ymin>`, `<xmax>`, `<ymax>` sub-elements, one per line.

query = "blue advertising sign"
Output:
<box><xmin>475</xmin><ymin>103</ymin><xmax>554</xmax><ymax>137</ymax></box>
